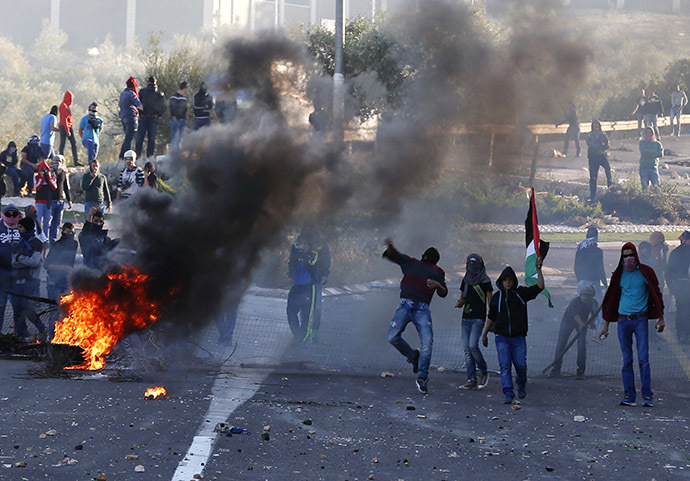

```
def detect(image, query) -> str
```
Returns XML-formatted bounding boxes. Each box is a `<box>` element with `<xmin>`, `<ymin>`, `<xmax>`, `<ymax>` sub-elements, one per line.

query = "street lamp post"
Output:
<box><xmin>333</xmin><ymin>0</ymin><xmax>345</xmax><ymax>147</ymax></box>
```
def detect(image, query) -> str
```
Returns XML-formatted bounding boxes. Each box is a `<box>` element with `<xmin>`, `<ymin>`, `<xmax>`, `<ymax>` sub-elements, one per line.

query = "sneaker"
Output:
<box><xmin>415</xmin><ymin>377</ymin><xmax>428</xmax><ymax>394</ymax></box>
<box><xmin>458</xmin><ymin>380</ymin><xmax>477</xmax><ymax>390</ymax></box>
<box><xmin>477</xmin><ymin>372</ymin><xmax>489</xmax><ymax>389</ymax></box>
<box><xmin>548</xmin><ymin>369</ymin><xmax>561</xmax><ymax>378</ymax></box>
<box><xmin>517</xmin><ymin>385</ymin><xmax>527</xmax><ymax>399</ymax></box>
<box><xmin>575</xmin><ymin>371</ymin><xmax>585</xmax><ymax>380</ymax></box>
<box><xmin>409</xmin><ymin>349</ymin><xmax>420</xmax><ymax>374</ymax></box>
<box><xmin>619</xmin><ymin>398</ymin><xmax>636</xmax><ymax>407</ymax></box>
<box><xmin>502</xmin><ymin>392</ymin><xmax>514</xmax><ymax>404</ymax></box>
<box><xmin>575</xmin><ymin>153</ymin><xmax>581</xmax><ymax>157</ymax></box>
<box><xmin>642</xmin><ymin>398</ymin><xmax>653</xmax><ymax>408</ymax></box>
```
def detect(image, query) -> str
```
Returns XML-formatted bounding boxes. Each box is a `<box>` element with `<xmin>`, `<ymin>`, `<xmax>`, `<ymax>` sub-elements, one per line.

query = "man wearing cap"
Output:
<box><xmin>169</xmin><ymin>81</ymin><xmax>189</xmax><ymax>150</ymax></box>
<box><xmin>79</xmin><ymin>102</ymin><xmax>104</xmax><ymax>162</ymax></box>
<box><xmin>574</xmin><ymin>226</ymin><xmax>608</xmax><ymax>332</ymax></box>
<box><xmin>601</xmin><ymin>243</ymin><xmax>664</xmax><ymax>407</ymax></box>
<box><xmin>0</xmin><ymin>205</ymin><xmax>22</xmax><ymax>330</ymax></box>
<box><xmin>666</xmin><ymin>231</ymin><xmax>690</xmax><ymax>343</ymax></box>
<box><xmin>136</xmin><ymin>76</ymin><xmax>166</xmax><ymax>159</ymax></box>
<box><xmin>192</xmin><ymin>81</ymin><xmax>215</xmax><ymax>130</ymax></box>
<box><xmin>118</xmin><ymin>76</ymin><xmax>143</xmax><ymax>160</ymax></box>
<box><xmin>81</xmin><ymin>160</ymin><xmax>111</xmax><ymax>215</ymax></box>
<box><xmin>11</xmin><ymin>217</ymin><xmax>47</xmax><ymax>341</ymax></box>
<box><xmin>383</xmin><ymin>239</ymin><xmax>447</xmax><ymax>394</ymax></box>
<box><xmin>116</xmin><ymin>151</ymin><xmax>145</xmax><ymax>202</ymax></box>
<box><xmin>20</xmin><ymin>136</ymin><xmax>44</xmax><ymax>194</ymax></box>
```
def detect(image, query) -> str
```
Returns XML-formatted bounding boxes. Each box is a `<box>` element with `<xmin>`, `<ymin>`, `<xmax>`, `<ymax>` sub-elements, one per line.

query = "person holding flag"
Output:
<box><xmin>482</xmin><ymin>188</ymin><xmax>548</xmax><ymax>404</ymax></box>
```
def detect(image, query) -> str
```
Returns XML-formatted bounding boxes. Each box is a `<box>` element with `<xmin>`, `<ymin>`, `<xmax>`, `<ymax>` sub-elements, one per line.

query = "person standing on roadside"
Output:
<box><xmin>79</xmin><ymin>102</ymin><xmax>104</xmax><ymax>162</ymax></box>
<box><xmin>192</xmin><ymin>82</ymin><xmax>214</xmax><ymax>130</ymax></box>
<box><xmin>39</xmin><ymin>106</ymin><xmax>60</xmax><ymax>159</ymax></box>
<box><xmin>456</xmin><ymin>254</ymin><xmax>492</xmax><ymax>390</ymax></box>
<box><xmin>118</xmin><ymin>76</ymin><xmax>143</xmax><ymax>160</ymax></box>
<box><xmin>384</xmin><ymin>239</ymin><xmax>447</xmax><ymax>395</ymax></box>
<box><xmin>669</xmin><ymin>85</ymin><xmax>688</xmax><ymax>137</ymax></box>
<box><xmin>665</xmin><ymin>231</ymin><xmax>690</xmax><ymax>343</ymax></box>
<box><xmin>556</xmin><ymin>102</ymin><xmax>581</xmax><ymax>157</ymax></box>
<box><xmin>58</xmin><ymin>91</ymin><xmax>82</xmax><ymax>166</ymax></box>
<box><xmin>81</xmin><ymin>160</ymin><xmax>111</xmax><ymax>215</ymax></box>
<box><xmin>169</xmin><ymin>81</ymin><xmax>189</xmax><ymax>150</ymax></box>
<box><xmin>600</xmin><ymin>242</ymin><xmax>664</xmax><ymax>408</ymax></box>
<box><xmin>586</xmin><ymin>119</ymin><xmax>611</xmax><ymax>201</ymax></box>
<box><xmin>631</xmin><ymin>89</ymin><xmax>647</xmax><ymax>138</ymax></box>
<box><xmin>639</xmin><ymin>126</ymin><xmax>663</xmax><ymax>190</ymax></box>
<box><xmin>135</xmin><ymin>76</ymin><xmax>166</xmax><ymax>159</ymax></box>
<box><xmin>645</xmin><ymin>90</ymin><xmax>664</xmax><ymax>140</ymax></box>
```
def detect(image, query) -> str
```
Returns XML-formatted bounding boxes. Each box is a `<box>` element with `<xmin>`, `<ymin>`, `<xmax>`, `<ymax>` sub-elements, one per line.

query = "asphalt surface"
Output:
<box><xmin>1</xmin><ymin>243</ymin><xmax>690</xmax><ymax>480</ymax></box>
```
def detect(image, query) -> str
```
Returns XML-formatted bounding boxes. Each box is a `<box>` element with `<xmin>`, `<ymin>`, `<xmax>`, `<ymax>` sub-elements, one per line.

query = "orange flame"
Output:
<box><xmin>51</xmin><ymin>266</ymin><xmax>160</xmax><ymax>370</ymax></box>
<box><xmin>144</xmin><ymin>386</ymin><xmax>167</xmax><ymax>399</ymax></box>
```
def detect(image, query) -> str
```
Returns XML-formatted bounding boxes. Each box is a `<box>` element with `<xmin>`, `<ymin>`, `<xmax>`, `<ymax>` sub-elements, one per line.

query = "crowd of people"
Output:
<box><xmin>559</xmin><ymin>85</ymin><xmax>688</xmax><ymax>201</ymax></box>
<box><xmin>376</xmin><ymin>226</ymin><xmax>686</xmax><ymax>408</ymax></box>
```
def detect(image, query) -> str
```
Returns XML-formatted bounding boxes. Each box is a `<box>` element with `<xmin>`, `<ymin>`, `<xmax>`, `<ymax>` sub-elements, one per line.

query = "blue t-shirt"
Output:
<box><xmin>79</xmin><ymin>114</ymin><xmax>103</xmax><ymax>144</ymax></box>
<box><xmin>40</xmin><ymin>113</ymin><xmax>57</xmax><ymax>145</ymax></box>
<box><xmin>618</xmin><ymin>269</ymin><xmax>649</xmax><ymax>315</ymax></box>
<box><xmin>119</xmin><ymin>89</ymin><xmax>142</xmax><ymax>120</ymax></box>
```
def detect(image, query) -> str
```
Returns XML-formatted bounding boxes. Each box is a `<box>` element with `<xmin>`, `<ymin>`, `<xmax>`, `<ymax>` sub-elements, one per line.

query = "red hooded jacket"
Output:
<box><xmin>602</xmin><ymin>242</ymin><xmax>664</xmax><ymax>322</ymax></box>
<box><xmin>59</xmin><ymin>91</ymin><xmax>74</xmax><ymax>130</ymax></box>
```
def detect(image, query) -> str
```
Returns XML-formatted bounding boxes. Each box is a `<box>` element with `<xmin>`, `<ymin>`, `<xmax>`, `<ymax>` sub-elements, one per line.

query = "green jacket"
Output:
<box><xmin>81</xmin><ymin>172</ymin><xmax>112</xmax><ymax>207</ymax></box>
<box><xmin>639</xmin><ymin>139</ymin><xmax>663</xmax><ymax>169</ymax></box>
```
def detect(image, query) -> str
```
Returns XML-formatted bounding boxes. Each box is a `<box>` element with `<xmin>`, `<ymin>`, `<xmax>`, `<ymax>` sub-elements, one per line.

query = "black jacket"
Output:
<box><xmin>193</xmin><ymin>91</ymin><xmax>214</xmax><ymax>118</ymax></box>
<box><xmin>488</xmin><ymin>266</ymin><xmax>542</xmax><ymax>337</ymax></box>
<box><xmin>45</xmin><ymin>233</ymin><xmax>77</xmax><ymax>285</ymax></box>
<box><xmin>79</xmin><ymin>221</ymin><xmax>117</xmax><ymax>271</ymax></box>
<box><xmin>666</xmin><ymin>243</ymin><xmax>690</xmax><ymax>295</ymax></box>
<box><xmin>169</xmin><ymin>92</ymin><xmax>188</xmax><ymax>120</ymax></box>
<box><xmin>586</xmin><ymin>130</ymin><xmax>609</xmax><ymax>158</ymax></box>
<box><xmin>574</xmin><ymin>240</ymin><xmax>607</xmax><ymax>287</ymax></box>
<box><xmin>139</xmin><ymin>85</ymin><xmax>166</xmax><ymax>119</ymax></box>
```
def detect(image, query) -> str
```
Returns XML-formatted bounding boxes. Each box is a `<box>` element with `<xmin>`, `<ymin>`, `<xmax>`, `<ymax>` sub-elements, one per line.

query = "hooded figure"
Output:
<box><xmin>11</xmin><ymin>216</ymin><xmax>46</xmax><ymax>340</ymax></box>
<box><xmin>664</xmin><ymin>232</ymin><xmax>690</xmax><ymax>342</ymax></box>
<box><xmin>0</xmin><ymin>204</ymin><xmax>22</xmax><ymax>330</ymax></box>
<box><xmin>483</xmin><ymin>262</ymin><xmax>544</xmax><ymax>404</ymax></box>
<box><xmin>457</xmin><ymin>253</ymin><xmax>493</xmax><ymax>390</ymax></box>
<box><xmin>585</xmin><ymin>119</ymin><xmax>611</xmax><ymax>201</ymax></box>
<box><xmin>600</xmin><ymin>242</ymin><xmax>664</xmax><ymax>407</ymax></box>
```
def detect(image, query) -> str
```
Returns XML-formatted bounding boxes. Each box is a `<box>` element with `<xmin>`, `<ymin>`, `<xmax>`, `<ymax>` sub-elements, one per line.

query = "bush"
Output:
<box><xmin>599</xmin><ymin>182</ymin><xmax>690</xmax><ymax>224</ymax></box>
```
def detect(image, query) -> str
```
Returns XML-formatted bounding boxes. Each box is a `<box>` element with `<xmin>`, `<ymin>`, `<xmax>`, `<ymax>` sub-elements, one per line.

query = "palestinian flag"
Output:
<box><xmin>525</xmin><ymin>188</ymin><xmax>553</xmax><ymax>307</ymax></box>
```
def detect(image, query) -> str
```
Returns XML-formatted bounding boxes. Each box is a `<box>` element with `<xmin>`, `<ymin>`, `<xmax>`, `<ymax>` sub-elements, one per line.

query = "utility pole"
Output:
<box><xmin>333</xmin><ymin>0</ymin><xmax>345</xmax><ymax>147</ymax></box>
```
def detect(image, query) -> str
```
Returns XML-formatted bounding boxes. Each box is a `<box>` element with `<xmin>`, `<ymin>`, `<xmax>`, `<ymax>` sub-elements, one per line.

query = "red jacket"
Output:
<box><xmin>59</xmin><ymin>91</ymin><xmax>74</xmax><ymax>130</ymax></box>
<box><xmin>602</xmin><ymin>242</ymin><xmax>664</xmax><ymax>322</ymax></box>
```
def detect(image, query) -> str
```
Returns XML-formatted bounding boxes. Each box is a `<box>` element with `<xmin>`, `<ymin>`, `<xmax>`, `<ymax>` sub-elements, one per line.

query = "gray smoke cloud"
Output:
<box><xmin>95</xmin><ymin>0</ymin><xmax>588</xmax><ymax>333</ymax></box>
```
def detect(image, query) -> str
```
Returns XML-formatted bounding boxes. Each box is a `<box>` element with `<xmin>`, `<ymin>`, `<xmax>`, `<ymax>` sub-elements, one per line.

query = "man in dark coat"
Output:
<box><xmin>666</xmin><ymin>231</ymin><xmax>690</xmax><ymax>343</ymax></box>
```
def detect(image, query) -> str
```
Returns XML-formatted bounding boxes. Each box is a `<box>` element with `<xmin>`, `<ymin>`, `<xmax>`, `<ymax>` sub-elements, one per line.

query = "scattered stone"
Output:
<box><xmin>39</xmin><ymin>434</ymin><xmax>47</xmax><ymax>439</ymax></box>
<box><xmin>12</xmin><ymin>462</ymin><xmax>27</xmax><ymax>468</ymax></box>
<box><xmin>247</xmin><ymin>465</ymin><xmax>253</xmax><ymax>471</ymax></box>
<box><xmin>368</xmin><ymin>475</ymin><xmax>375</xmax><ymax>480</ymax></box>
<box><xmin>395</xmin><ymin>400</ymin><xmax>403</xmax><ymax>404</ymax></box>
<box><xmin>448</xmin><ymin>452</ymin><xmax>459</xmax><ymax>458</ymax></box>
<box><xmin>417</xmin><ymin>414</ymin><xmax>427</xmax><ymax>419</ymax></box>
<box><xmin>281</xmin><ymin>377</ymin><xmax>288</xmax><ymax>381</ymax></box>
<box><xmin>372</xmin><ymin>457</ymin><xmax>379</xmax><ymax>463</ymax></box>
<box><xmin>511</xmin><ymin>403</ymin><xmax>521</xmax><ymax>411</ymax></box>
<box><xmin>263</xmin><ymin>425</ymin><xmax>271</xmax><ymax>432</ymax></box>
<box><xmin>126</xmin><ymin>455</ymin><xmax>139</xmax><ymax>460</ymax></box>
<box><xmin>93</xmin><ymin>474</ymin><xmax>107</xmax><ymax>481</ymax></box>
<box><xmin>633</xmin><ymin>427</ymin><xmax>643</xmax><ymax>433</ymax></box>
<box><xmin>320</xmin><ymin>454</ymin><xmax>327</xmax><ymax>459</ymax></box>
<box><xmin>45</xmin><ymin>429</ymin><xmax>57</xmax><ymax>436</ymax></box>
<box><xmin>406</xmin><ymin>406</ymin><xmax>416</xmax><ymax>411</ymax></box>
<box><xmin>302</xmin><ymin>419</ymin><xmax>313</xmax><ymax>426</ymax></box>
<box><xmin>545</xmin><ymin>466</ymin><xmax>555</xmax><ymax>472</ymax></box>
<box><xmin>381</xmin><ymin>372</ymin><xmax>395</xmax><ymax>378</ymax></box>
<box><xmin>75</xmin><ymin>445</ymin><xmax>83</xmax><ymax>450</ymax></box>
<box><xmin>193</xmin><ymin>474</ymin><xmax>203</xmax><ymax>479</ymax></box>
<box><xmin>573</xmin><ymin>415</ymin><xmax>585</xmax><ymax>422</ymax></box>
<box><xmin>261</xmin><ymin>432</ymin><xmax>270</xmax><ymax>441</ymax></box>
<box><xmin>437</xmin><ymin>366</ymin><xmax>446</xmax><ymax>373</ymax></box>
<box><xmin>134</xmin><ymin>465</ymin><xmax>145</xmax><ymax>473</ymax></box>
<box><xmin>308</xmin><ymin>430</ymin><xmax>316</xmax><ymax>435</ymax></box>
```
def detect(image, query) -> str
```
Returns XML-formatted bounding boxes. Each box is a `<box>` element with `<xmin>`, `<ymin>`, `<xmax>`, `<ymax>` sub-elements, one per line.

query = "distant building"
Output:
<box><xmin>0</xmin><ymin>0</ymin><xmax>413</xmax><ymax>51</ymax></box>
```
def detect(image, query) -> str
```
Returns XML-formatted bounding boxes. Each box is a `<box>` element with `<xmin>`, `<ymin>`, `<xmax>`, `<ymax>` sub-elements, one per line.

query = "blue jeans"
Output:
<box><xmin>640</xmin><ymin>167</ymin><xmax>660</xmax><ymax>190</ymax></box>
<box><xmin>0</xmin><ymin>269</ymin><xmax>12</xmax><ymax>331</ymax></box>
<box><xmin>135</xmin><ymin>117</ymin><xmax>159</xmax><ymax>158</ymax></box>
<box><xmin>495</xmin><ymin>335</ymin><xmax>527</xmax><ymax>396</ymax></box>
<box><xmin>49</xmin><ymin>200</ymin><xmax>65</xmax><ymax>244</ymax></box>
<box><xmin>670</xmin><ymin>106</ymin><xmax>683</xmax><ymax>135</ymax></box>
<box><xmin>193</xmin><ymin>117</ymin><xmax>211</xmax><ymax>130</ymax></box>
<box><xmin>170</xmin><ymin>119</ymin><xmax>186</xmax><ymax>150</ymax></box>
<box><xmin>644</xmin><ymin>114</ymin><xmax>660</xmax><ymax>139</ymax></box>
<box><xmin>462</xmin><ymin>318</ymin><xmax>487</xmax><ymax>381</ymax></box>
<box><xmin>216</xmin><ymin>308</ymin><xmax>238</xmax><ymax>342</ymax></box>
<box><xmin>35</xmin><ymin>202</ymin><xmax>51</xmax><ymax>239</ymax></box>
<box><xmin>5</xmin><ymin>167</ymin><xmax>26</xmax><ymax>195</ymax></box>
<box><xmin>40</xmin><ymin>143</ymin><xmax>54</xmax><ymax>159</ymax></box>
<box><xmin>21</xmin><ymin>163</ymin><xmax>35</xmax><ymax>192</ymax></box>
<box><xmin>84</xmin><ymin>201</ymin><xmax>105</xmax><ymax>216</ymax></box>
<box><xmin>387</xmin><ymin>299</ymin><xmax>433</xmax><ymax>380</ymax></box>
<box><xmin>617</xmin><ymin>316</ymin><xmax>652</xmax><ymax>401</ymax></box>
<box><xmin>11</xmin><ymin>279</ymin><xmax>46</xmax><ymax>338</ymax></box>
<box><xmin>82</xmin><ymin>138</ymin><xmax>99</xmax><ymax>161</ymax></box>
<box><xmin>563</xmin><ymin>127</ymin><xmax>580</xmax><ymax>156</ymax></box>
<box><xmin>119</xmin><ymin>117</ymin><xmax>138</xmax><ymax>159</ymax></box>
